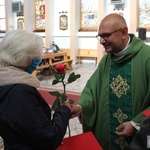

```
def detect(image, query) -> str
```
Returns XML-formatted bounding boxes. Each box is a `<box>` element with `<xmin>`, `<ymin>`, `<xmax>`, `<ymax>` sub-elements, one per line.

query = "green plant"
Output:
<box><xmin>49</xmin><ymin>63</ymin><xmax>81</xmax><ymax>111</ymax></box>
<box><xmin>49</xmin><ymin>63</ymin><xmax>81</xmax><ymax>137</ymax></box>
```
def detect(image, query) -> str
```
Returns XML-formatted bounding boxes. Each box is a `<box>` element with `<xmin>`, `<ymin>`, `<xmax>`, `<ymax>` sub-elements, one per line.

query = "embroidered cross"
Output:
<box><xmin>110</xmin><ymin>74</ymin><xmax>130</xmax><ymax>98</ymax></box>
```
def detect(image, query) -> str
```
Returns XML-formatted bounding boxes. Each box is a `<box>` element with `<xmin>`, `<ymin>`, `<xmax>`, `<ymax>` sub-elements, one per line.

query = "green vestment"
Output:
<box><xmin>78</xmin><ymin>34</ymin><xmax>150</xmax><ymax>150</ymax></box>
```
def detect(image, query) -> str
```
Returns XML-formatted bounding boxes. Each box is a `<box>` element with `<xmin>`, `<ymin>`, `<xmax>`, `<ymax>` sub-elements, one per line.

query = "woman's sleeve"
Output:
<box><xmin>7</xmin><ymin>86</ymin><xmax>71</xmax><ymax>150</ymax></box>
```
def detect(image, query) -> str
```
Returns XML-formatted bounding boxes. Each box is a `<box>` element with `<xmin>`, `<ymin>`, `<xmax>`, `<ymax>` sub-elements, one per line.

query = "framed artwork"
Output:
<box><xmin>34</xmin><ymin>0</ymin><xmax>45</xmax><ymax>31</ymax></box>
<box><xmin>59</xmin><ymin>14</ymin><xmax>68</xmax><ymax>30</ymax></box>
<box><xmin>138</xmin><ymin>0</ymin><xmax>150</xmax><ymax>29</ymax></box>
<box><xmin>17</xmin><ymin>17</ymin><xmax>24</xmax><ymax>29</ymax></box>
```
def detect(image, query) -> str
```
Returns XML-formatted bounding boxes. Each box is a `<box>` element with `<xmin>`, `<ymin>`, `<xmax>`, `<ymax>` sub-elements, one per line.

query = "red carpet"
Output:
<box><xmin>38</xmin><ymin>87</ymin><xmax>80</xmax><ymax>105</ymax></box>
<box><xmin>38</xmin><ymin>88</ymin><xmax>103</xmax><ymax>150</ymax></box>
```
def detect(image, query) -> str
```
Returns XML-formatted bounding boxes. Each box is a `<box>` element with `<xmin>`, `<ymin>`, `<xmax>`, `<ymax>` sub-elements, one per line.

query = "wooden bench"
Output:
<box><xmin>51</xmin><ymin>59</ymin><xmax>73</xmax><ymax>70</ymax></box>
<box><xmin>32</xmin><ymin>64</ymin><xmax>50</xmax><ymax>77</ymax></box>
<box><xmin>32</xmin><ymin>52</ymin><xmax>73</xmax><ymax>77</ymax></box>
<box><xmin>60</xmin><ymin>49</ymin><xmax>70</xmax><ymax>58</ymax></box>
<box><xmin>77</xmin><ymin>49</ymin><xmax>98</xmax><ymax>64</ymax></box>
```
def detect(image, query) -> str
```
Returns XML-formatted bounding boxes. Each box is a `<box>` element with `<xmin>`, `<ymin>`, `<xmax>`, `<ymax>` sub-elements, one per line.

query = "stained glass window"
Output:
<box><xmin>139</xmin><ymin>0</ymin><xmax>150</xmax><ymax>29</ymax></box>
<box><xmin>35</xmin><ymin>0</ymin><xmax>45</xmax><ymax>31</ymax></box>
<box><xmin>80</xmin><ymin>0</ymin><xmax>98</xmax><ymax>31</ymax></box>
<box><xmin>0</xmin><ymin>0</ymin><xmax>6</xmax><ymax>32</ymax></box>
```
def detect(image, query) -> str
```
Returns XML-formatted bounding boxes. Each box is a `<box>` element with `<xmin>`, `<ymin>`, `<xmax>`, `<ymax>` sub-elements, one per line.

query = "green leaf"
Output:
<box><xmin>49</xmin><ymin>91</ymin><xmax>60</xmax><ymax>97</ymax></box>
<box><xmin>52</xmin><ymin>79</ymin><xmax>59</xmax><ymax>85</ymax></box>
<box><xmin>52</xmin><ymin>97</ymin><xmax>60</xmax><ymax>111</ymax></box>
<box><xmin>49</xmin><ymin>67</ymin><xmax>81</xmax><ymax>112</ymax></box>
<box><xmin>59</xmin><ymin>93</ymin><xmax>67</xmax><ymax>102</ymax></box>
<box><xmin>50</xmin><ymin>66</ymin><xmax>61</xmax><ymax>80</ymax></box>
<box><xmin>53</xmin><ymin>72</ymin><xmax>62</xmax><ymax>80</ymax></box>
<box><xmin>69</xmin><ymin>99</ymin><xmax>74</xmax><ymax>104</ymax></box>
<box><xmin>68</xmin><ymin>72</ymin><xmax>81</xmax><ymax>83</ymax></box>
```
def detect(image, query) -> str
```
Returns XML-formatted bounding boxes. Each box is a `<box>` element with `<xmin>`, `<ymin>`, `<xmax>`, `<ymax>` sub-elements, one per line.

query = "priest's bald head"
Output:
<box><xmin>96</xmin><ymin>13</ymin><xmax>130</xmax><ymax>54</ymax></box>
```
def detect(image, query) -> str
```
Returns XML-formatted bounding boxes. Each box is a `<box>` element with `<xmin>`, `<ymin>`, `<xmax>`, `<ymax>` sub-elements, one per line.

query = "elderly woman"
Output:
<box><xmin>0</xmin><ymin>30</ymin><xmax>72</xmax><ymax>150</ymax></box>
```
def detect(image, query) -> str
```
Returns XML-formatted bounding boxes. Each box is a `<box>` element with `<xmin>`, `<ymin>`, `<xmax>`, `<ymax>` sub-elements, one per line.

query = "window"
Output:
<box><xmin>138</xmin><ymin>0</ymin><xmax>150</xmax><ymax>29</ymax></box>
<box><xmin>80</xmin><ymin>0</ymin><xmax>98</xmax><ymax>31</ymax></box>
<box><xmin>34</xmin><ymin>0</ymin><xmax>45</xmax><ymax>31</ymax></box>
<box><xmin>0</xmin><ymin>0</ymin><xmax>6</xmax><ymax>32</ymax></box>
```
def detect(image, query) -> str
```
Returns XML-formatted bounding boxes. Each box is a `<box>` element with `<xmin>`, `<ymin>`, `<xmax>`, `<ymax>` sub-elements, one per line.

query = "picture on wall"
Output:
<box><xmin>17</xmin><ymin>17</ymin><xmax>24</xmax><ymax>29</ymax></box>
<box><xmin>59</xmin><ymin>14</ymin><xmax>68</xmax><ymax>30</ymax></box>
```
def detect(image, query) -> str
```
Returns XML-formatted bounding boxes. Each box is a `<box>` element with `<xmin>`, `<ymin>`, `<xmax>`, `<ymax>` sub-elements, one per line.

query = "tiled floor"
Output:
<box><xmin>39</xmin><ymin>62</ymin><xmax>98</xmax><ymax>93</ymax></box>
<box><xmin>0</xmin><ymin>63</ymin><xmax>98</xmax><ymax>149</ymax></box>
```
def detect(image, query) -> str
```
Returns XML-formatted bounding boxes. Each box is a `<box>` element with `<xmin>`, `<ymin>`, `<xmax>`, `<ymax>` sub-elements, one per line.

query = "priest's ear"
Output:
<box><xmin>121</xmin><ymin>27</ymin><xmax>128</xmax><ymax>39</ymax></box>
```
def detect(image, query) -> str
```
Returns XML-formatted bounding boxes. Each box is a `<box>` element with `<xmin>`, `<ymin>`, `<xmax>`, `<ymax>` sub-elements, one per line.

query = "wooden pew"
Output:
<box><xmin>32</xmin><ymin>52</ymin><xmax>73</xmax><ymax>77</ymax></box>
<box><xmin>48</xmin><ymin>52</ymin><xmax>73</xmax><ymax>69</ymax></box>
<box><xmin>77</xmin><ymin>49</ymin><xmax>98</xmax><ymax>64</ymax></box>
<box><xmin>60</xmin><ymin>49</ymin><xmax>70</xmax><ymax>58</ymax></box>
<box><xmin>51</xmin><ymin>59</ymin><xmax>73</xmax><ymax>70</ymax></box>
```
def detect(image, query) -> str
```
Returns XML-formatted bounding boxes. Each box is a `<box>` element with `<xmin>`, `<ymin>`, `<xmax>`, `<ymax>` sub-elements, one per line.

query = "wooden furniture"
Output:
<box><xmin>77</xmin><ymin>49</ymin><xmax>98</xmax><ymax>64</ymax></box>
<box><xmin>32</xmin><ymin>52</ymin><xmax>73</xmax><ymax>77</ymax></box>
<box><xmin>60</xmin><ymin>48</ymin><xmax>70</xmax><ymax>58</ymax></box>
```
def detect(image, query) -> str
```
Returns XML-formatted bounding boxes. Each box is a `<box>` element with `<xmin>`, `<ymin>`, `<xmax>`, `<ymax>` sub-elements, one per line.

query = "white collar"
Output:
<box><xmin>113</xmin><ymin>36</ymin><xmax>130</xmax><ymax>56</ymax></box>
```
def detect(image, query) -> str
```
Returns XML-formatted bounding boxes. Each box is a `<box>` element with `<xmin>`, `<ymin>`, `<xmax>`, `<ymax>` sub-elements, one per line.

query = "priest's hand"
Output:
<box><xmin>70</xmin><ymin>104</ymin><xmax>81</xmax><ymax>118</ymax></box>
<box><xmin>115</xmin><ymin>121</ymin><xmax>136</xmax><ymax>137</ymax></box>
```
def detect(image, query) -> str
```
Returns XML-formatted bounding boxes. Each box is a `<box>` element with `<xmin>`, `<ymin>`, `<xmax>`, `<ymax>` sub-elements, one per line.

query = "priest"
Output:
<box><xmin>71</xmin><ymin>13</ymin><xmax>150</xmax><ymax>150</ymax></box>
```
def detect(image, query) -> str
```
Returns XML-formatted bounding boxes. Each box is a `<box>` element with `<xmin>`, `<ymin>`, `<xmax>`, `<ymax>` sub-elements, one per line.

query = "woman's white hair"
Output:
<box><xmin>0</xmin><ymin>29</ymin><xmax>43</xmax><ymax>67</ymax></box>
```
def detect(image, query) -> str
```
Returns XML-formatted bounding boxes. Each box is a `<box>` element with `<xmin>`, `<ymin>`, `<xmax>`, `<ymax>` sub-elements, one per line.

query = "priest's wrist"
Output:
<box><xmin>76</xmin><ymin>104</ymin><xmax>82</xmax><ymax>115</ymax></box>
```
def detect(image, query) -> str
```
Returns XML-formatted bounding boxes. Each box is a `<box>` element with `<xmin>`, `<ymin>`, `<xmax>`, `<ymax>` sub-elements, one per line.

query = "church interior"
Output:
<box><xmin>0</xmin><ymin>0</ymin><xmax>150</xmax><ymax>149</ymax></box>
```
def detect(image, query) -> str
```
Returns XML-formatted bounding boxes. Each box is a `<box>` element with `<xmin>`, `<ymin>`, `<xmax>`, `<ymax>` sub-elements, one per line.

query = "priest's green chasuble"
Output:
<box><xmin>78</xmin><ymin>34</ymin><xmax>150</xmax><ymax>150</ymax></box>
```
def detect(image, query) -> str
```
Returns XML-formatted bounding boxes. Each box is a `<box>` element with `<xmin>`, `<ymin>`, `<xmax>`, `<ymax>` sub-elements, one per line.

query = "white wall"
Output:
<box><xmin>106</xmin><ymin>0</ymin><xmax>130</xmax><ymax>28</ymax></box>
<box><xmin>52</xmin><ymin>0</ymin><xmax>131</xmax><ymax>50</ymax></box>
<box><xmin>52</xmin><ymin>0</ymin><xmax>70</xmax><ymax>48</ymax></box>
<box><xmin>0</xmin><ymin>0</ymin><xmax>141</xmax><ymax>47</ymax></box>
<box><xmin>12</xmin><ymin>0</ymin><xmax>24</xmax><ymax>29</ymax></box>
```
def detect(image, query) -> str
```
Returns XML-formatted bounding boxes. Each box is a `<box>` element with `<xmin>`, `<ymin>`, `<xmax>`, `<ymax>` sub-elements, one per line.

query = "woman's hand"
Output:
<box><xmin>62</xmin><ymin>100</ymin><xmax>71</xmax><ymax>110</ymax></box>
<box><xmin>62</xmin><ymin>101</ymin><xmax>82</xmax><ymax>118</ymax></box>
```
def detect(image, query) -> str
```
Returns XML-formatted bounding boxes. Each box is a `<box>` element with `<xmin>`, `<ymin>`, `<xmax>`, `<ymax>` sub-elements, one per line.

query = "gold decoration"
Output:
<box><xmin>115</xmin><ymin>137</ymin><xmax>129</xmax><ymax>150</ymax></box>
<box><xmin>110</xmin><ymin>74</ymin><xmax>130</xmax><ymax>98</ymax></box>
<box><xmin>113</xmin><ymin>108</ymin><xmax>128</xmax><ymax>123</ymax></box>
